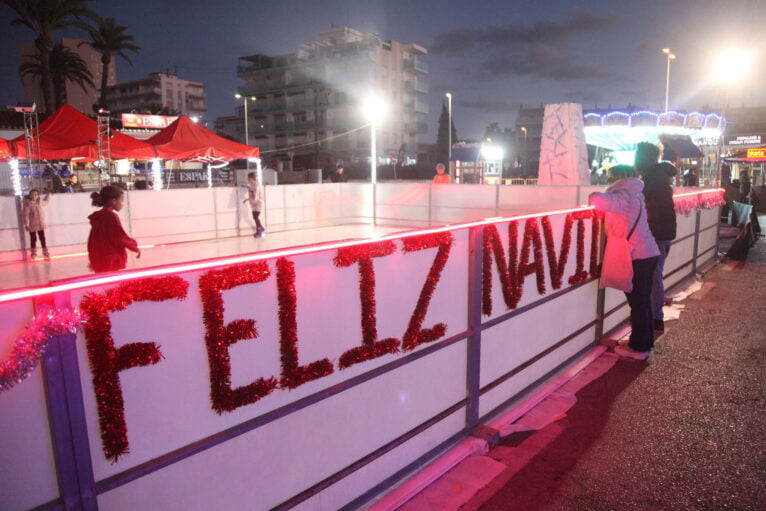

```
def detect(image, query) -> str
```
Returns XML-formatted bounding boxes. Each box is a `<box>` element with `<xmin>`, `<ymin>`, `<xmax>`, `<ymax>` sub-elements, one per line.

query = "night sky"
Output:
<box><xmin>1</xmin><ymin>0</ymin><xmax>765</xmax><ymax>140</ymax></box>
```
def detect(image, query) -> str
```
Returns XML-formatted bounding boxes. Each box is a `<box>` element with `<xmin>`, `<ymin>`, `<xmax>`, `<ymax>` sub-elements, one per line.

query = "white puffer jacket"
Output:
<box><xmin>589</xmin><ymin>178</ymin><xmax>660</xmax><ymax>261</ymax></box>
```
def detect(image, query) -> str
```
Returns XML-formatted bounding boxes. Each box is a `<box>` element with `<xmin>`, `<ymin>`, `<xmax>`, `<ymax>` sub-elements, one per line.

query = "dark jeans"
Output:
<box><xmin>29</xmin><ymin>230</ymin><xmax>47</xmax><ymax>249</ymax></box>
<box><xmin>651</xmin><ymin>240</ymin><xmax>672</xmax><ymax>320</ymax></box>
<box><xmin>251</xmin><ymin>210</ymin><xmax>263</xmax><ymax>231</ymax></box>
<box><xmin>625</xmin><ymin>256</ymin><xmax>659</xmax><ymax>352</ymax></box>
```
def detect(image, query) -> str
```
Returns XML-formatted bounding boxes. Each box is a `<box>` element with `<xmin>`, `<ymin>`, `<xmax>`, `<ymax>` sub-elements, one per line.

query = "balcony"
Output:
<box><xmin>270</xmin><ymin>120</ymin><xmax>316</xmax><ymax>133</ymax></box>
<box><xmin>405</xmin><ymin>78</ymin><xmax>428</xmax><ymax>94</ymax></box>
<box><xmin>405</xmin><ymin>122</ymin><xmax>428</xmax><ymax>134</ymax></box>
<box><xmin>403</xmin><ymin>58</ymin><xmax>428</xmax><ymax>74</ymax></box>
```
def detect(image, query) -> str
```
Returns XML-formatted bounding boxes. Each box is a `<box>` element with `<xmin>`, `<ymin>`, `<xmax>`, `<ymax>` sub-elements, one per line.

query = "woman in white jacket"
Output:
<box><xmin>589</xmin><ymin>165</ymin><xmax>660</xmax><ymax>360</ymax></box>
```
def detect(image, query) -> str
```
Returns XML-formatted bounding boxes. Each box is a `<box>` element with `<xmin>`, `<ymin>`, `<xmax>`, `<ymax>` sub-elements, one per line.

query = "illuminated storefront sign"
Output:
<box><xmin>726</xmin><ymin>134</ymin><xmax>765</xmax><ymax>146</ymax></box>
<box><xmin>122</xmin><ymin>113</ymin><xmax>178</xmax><ymax>129</ymax></box>
<box><xmin>746</xmin><ymin>147</ymin><xmax>766</xmax><ymax>159</ymax></box>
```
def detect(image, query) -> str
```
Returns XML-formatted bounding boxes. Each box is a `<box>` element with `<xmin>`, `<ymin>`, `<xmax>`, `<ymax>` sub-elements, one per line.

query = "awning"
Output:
<box><xmin>659</xmin><ymin>134</ymin><xmax>704</xmax><ymax>159</ymax></box>
<box><xmin>0</xmin><ymin>138</ymin><xmax>10</xmax><ymax>161</ymax></box>
<box><xmin>147</xmin><ymin>115</ymin><xmax>260</xmax><ymax>161</ymax></box>
<box><xmin>9</xmin><ymin>104</ymin><xmax>156</xmax><ymax>161</ymax></box>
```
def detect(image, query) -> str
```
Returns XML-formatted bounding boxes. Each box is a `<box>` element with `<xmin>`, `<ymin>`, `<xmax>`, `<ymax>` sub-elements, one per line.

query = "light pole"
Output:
<box><xmin>662</xmin><ymin>48</ymin><xmax>676</xmax><ymax>112</ymax></box>
<box><xmin>520</xmin><ymin>126</ymin><xmax>527</xmax><ymax>161</ymax></box>
<box><xmin>363</xmin><ymin>94</ymin><xmax>385</xmax><ymax>225</ymax></box>
<box><xmin>445</xmin><ymin>92</ymin><xmax>452</xmax><ymax>163</ymax></box>
<box><xmin>363</xmin><ymin>93</ymin><xmax>385</xmax><ymax>184</ymax></box>
<box><xmin>235</xmin><ymin>93</ymin><xmax>256</xmax><ymax>170</ymax></box>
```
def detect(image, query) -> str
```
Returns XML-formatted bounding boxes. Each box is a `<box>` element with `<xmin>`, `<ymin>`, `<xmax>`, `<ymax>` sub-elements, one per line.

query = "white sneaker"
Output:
<box><xmin>614</xmin><ymin>345</ymin><xmax>649</xmax><ymax>361</ymax></box>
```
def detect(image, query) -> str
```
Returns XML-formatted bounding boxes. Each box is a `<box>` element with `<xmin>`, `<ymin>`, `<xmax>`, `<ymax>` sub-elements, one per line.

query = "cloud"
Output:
<box><xmin>456</xmin><ymin>97</ymin><xmax>518</xmax><ymax>113</ymax></box>
<box><xmin>431</xmin><ymin>6</ymin><xmax>622</xmax><ymax>53</ymax></box>
<box><xmin>480</xmin><ymin>47</ymin><xmax>608</xmax><ymax>79</ymax></box>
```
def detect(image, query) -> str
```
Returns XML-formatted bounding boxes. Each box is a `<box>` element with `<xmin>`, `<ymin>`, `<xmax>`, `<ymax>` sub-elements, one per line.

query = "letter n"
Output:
<box><xmin>482</xmin><ymin>221</ymin><xmax>520</xmax><ymax>315</ymax></box>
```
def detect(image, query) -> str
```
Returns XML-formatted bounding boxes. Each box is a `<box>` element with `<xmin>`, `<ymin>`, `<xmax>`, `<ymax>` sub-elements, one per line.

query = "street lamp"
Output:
<box><xmin>662</xmin><ymin>48</ymin><xmax>676</xmax><ymax>112</ymax></box>
<box><xmin>711</xmin><ymin>49</ymin><xmax>754</xmax><ymax>84</ymax></box>
<box><xmin>711</xmin><ymin>49</ymin><xmax>754</xmax><ymax>186</ymax></box>
<box><xmin>235</xmin><ymin>93</ymin><xmax>256</xmax><ymax>170</ymax></box>
<box><xmin>445</xmin><ymin>92</ymin><xmax>452</xmax><ymax>162</ymax></box>
<box><xmin>520</xmin><ymin>126</ymin><xmax>528</xmax><ymax>171</ymax></box>
<box><xmin>362</xmin><ymin>93</ymin><xmax>385</xmax><ymax>184</ymax></box>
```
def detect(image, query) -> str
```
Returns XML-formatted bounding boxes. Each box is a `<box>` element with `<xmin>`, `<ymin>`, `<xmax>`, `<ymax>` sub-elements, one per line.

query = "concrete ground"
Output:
<box><xmin>391</xmin><ymin>219</ymin><xmax>766</xmax><ymax>510</ymax></box>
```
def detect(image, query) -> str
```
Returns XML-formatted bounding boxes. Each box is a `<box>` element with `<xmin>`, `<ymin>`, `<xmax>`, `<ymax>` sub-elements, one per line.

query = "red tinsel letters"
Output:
<box><xmin>400</xmin><ymin>232</ymin><xmax>454</xmax><ymax>351</ymax></box>
<box><xmin>80</xmin><ymin>276</ymin><xmax>188</xmax><ymax>461</ymax></box>
<box><xmin>277</xmin><ymin>258</ymin><xmax>335</xmax><ymax>388</ymax></box>
<box><xmin>482</xmin><ymin>211</ymin><xmax>599</xmax><ymax>316</ymax></box>
<box><xmin>334</xmin><ymin>241</ymin><xmax>399</xmax><ymax>369</ymax></box>
<box><xmin>199</xmin><ymin>262</ymin><xmax>277</xmax><ymax>414</ymax></box>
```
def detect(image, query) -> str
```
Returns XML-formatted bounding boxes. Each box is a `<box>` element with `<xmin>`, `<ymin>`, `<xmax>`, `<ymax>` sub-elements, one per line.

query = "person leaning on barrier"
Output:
<box><xmin>635</xmin><ymin>142</ymin><xmax>677</xmax><ymax>334</ymax></box>
<box><xmin>589</xmin><ymin>165</ymin><xmax>659</xmax><ymax>361</ymax></box>
<box><xmin>433</xmin><ymin>162</ymin><xmax>450</xmax><ymax>184</ymax></box>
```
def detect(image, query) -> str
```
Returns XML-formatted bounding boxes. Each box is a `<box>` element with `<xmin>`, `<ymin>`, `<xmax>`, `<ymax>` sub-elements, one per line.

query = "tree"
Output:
<box><xmin>436</xmin><ymin>102</ymin><xmax>457</xmax><ymax>166</ymax></box>
<box><xmin>85</xmin><ymin>17</ymin><xmax>140</xmax><ymax>107</ymax></box>
<box><xmin>3</xmin><ymin>0</ymin><xmax>99</xmax><ymax>113</ymax></box>
<box><xmin>20</xmin><ymin>42</ymin><xmax>95</xmax><ymax>109</ymax></box>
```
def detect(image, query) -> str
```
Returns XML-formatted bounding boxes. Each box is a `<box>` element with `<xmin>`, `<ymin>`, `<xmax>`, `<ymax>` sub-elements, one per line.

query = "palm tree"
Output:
<box><xmin>20</xmin><ymin>42</ymin><xmax>95</xmax><ymax>109</ymax></box>
<box><xmin>86</xmin><ymin>17</ymin><xmax>140</xmax><ymax>107</ymax></box>
<box><xmin>2</xmin><ymin>0</ymin><xmax>99</xmax><ymax>113</ymax></box>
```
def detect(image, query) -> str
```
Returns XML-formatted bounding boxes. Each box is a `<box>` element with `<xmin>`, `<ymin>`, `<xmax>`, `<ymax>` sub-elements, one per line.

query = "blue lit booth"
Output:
<box><xmin>583</xmin><ymin>109</ymin><xmax>724</xmax><ymax>186</ymax></box>
<box><xmin>450</xmin><ymin>142</ymin><xmax>504</xmax><ymax>184</ymax></box>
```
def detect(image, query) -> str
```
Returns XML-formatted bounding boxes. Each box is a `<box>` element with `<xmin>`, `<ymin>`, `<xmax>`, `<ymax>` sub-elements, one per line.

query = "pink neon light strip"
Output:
<box><xmin>18</xmin><ymin>244</ymin><xmax>157</xmax><ymax>263</ymax></box>
<box><xmin>0</xmin><ymin>207</ymin><xmax>593</xmax><ymax>304</ymax></box>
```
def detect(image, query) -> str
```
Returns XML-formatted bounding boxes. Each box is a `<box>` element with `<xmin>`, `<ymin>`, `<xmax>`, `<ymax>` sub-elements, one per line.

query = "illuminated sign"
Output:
<box><xmin>726</xmin><ymin>134</ymin><xmax>764</xmax><ymax>146</ymax></box>
<box><xmin>122</xmin><ymin>113</ymin><xmax>178</xmax><ymax>129</ymax></box>
<box><xmin>746</xmin><ymin>147</ymin><xmax>766</xmax><ymax>159</ymax></box>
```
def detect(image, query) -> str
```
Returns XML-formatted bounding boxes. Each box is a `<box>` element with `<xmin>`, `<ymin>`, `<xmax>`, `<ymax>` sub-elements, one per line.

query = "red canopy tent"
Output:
<box><xmin>147</xmin><ymin>115</ymin><xmax>260</xmax><ymax>161</ymax></box>
<box><xmin>0</xmin><ymin>138</ymin><xmax>10</xmax><ymax>161</ymax></box>
<box><xmin>10</xmin><ymin>104</ymin><xmax>156</xmax><ymax>161</ymax></box>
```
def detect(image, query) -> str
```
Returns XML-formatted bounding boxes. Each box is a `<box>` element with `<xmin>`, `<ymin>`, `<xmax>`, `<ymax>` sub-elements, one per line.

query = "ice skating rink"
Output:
<box><xmin>0</xmin><ymin>223</ymin><xmax>407</xmax><ymax>293</ymax></box>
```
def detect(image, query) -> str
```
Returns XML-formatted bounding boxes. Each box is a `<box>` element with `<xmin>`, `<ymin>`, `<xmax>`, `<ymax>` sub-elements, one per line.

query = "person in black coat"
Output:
<box><xmin>637</xmin><ymin>143</ymin><xmax>677</xmax><ymax>333</ymax></box>
<box><xmin>330</xmin><ymin>162</ymin><xmax>347</xmax><ymax>183</ymax></box>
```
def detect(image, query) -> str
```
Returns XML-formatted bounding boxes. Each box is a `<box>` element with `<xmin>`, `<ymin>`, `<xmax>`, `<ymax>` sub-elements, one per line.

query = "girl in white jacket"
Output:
<box><xmin>22</xmin><ymin>189</ymin><xmax>50</xmax><ymax>260</ymax></box>
<box><xmin>589</xmin><ymin>165</ymin><xmax>659</xmax><ymax>360</ymax></box>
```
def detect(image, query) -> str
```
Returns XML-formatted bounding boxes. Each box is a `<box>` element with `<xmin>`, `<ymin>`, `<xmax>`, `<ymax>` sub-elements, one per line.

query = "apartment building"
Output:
<box><xmin>105</xmin><ymin>72</ymin><xmax>207</xmax><ymax>119</ymax></box>
<box><xmin>20</xmin><ymin>37</ymin><xmax>115</xmax><ymax>115</ymax></box>
<box><xmin>216</xmin><ymin>26</ymin><xmax>428</xmax><ymax>171</ymax></box>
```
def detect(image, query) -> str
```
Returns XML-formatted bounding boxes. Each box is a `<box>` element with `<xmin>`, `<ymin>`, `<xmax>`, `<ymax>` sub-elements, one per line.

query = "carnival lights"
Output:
<box><xmin>9</xmin><ymin>159</ymin><xmax>22</xmax><ymax>196</ymax></box>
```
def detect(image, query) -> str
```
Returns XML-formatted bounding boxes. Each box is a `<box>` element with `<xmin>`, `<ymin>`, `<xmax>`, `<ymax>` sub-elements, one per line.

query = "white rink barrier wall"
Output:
<box><xmin>0</xmin><ymin>189</ymin><xmax>722</xmax><ymax>510</ymax></box>
<box><xmin>0</xmin><ymin>183</ymin><xmax>709</xmax><ymax>256</ymax></box>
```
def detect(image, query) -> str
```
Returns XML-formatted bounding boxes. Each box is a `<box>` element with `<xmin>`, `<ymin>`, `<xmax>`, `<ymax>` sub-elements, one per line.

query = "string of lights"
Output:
<box><xmin>259</xmin><ymin>123</ymin><xmax>371</xmax><ymax>155</ymax></box>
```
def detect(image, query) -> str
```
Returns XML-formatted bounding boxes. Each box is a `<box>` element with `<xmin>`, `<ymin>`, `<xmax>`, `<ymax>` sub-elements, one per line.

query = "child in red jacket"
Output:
<box><xmin>87</xmin><ymin>185</ymin><xmax>140</xmax><ymax>272</ymax></box>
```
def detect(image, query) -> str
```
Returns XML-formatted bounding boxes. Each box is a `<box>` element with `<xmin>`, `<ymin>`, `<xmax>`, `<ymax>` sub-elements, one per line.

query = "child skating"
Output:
<box><xmin>22</xmin><ymin>188</ymin><xmax>50</xmax><ymax>260</ymax></box>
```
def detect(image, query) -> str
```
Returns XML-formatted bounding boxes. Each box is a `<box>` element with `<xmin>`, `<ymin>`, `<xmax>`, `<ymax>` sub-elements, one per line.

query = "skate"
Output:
<box><xmin>43</xmin><ymin>247</ymin><xmax>51</xmax><ymax>260</ymax></box>
<box><xmin>30</xmin><ymin>248</ymin><xmax>37</xmax><ymax>260</ymax></box>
